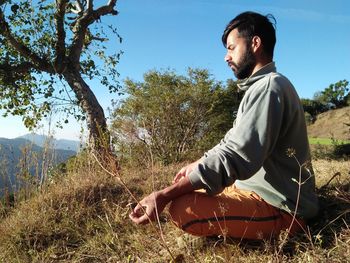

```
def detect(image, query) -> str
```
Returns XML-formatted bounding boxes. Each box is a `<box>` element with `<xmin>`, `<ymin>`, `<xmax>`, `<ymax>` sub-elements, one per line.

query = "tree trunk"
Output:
<box><xmin>63</xmin><ymin>70</ymin><xmax>119</xmax><ymax>170</ymax></box>
<box><xmin>63</xmin><ymin>70</ymin><xmax>110</xmax><ymax>152</ymax></box>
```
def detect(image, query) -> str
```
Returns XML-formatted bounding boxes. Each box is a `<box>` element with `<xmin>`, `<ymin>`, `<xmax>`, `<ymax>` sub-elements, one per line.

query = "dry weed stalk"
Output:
<box><xmin>277</xmin><ymin>148</ymin><xmax>314</xmax><ymax>255</ymax></box>
<box><xmin>213</xmin><ymin>211</ymin><xmax>228</xmax><ymax>243</ymax></box>
<box><xmin>91</xmin><ymin>151</ymin><xmax>175</xmax><ymax>261</ymax></box>
<box><xmin>146</xmin><ymin>142</ymin><xmax>169</xmax><ymax>251</ymax></box>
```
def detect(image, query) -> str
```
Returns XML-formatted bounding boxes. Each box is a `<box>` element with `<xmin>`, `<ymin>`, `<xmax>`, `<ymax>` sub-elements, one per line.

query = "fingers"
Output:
<box><xmin>129</xmin><ymin>192</ymin><xmax>168</xmax><ymax>225</ymax></box>
<box><xmin>172</xmin><ymin>172</ymin><xmax>185</xmax><ymax>184</ymax></box>
<box><xmin>129</xmin><ymin>203</ymin><xmax>149</xmax><ymax>225</ymax></box>
<box><xmin>174</xmin><ymin>159</ymin><xmax>201</xmax><ymax>183</ymax></box>
<box><xmin>173</xmin><ymin>166</ymin><xmax>188</xmax><ymax>183</ymax></box>
<box><xmin>129</xmin><ymin>211</ymin><xmax>148</xmax><ymax>224</ymax></box>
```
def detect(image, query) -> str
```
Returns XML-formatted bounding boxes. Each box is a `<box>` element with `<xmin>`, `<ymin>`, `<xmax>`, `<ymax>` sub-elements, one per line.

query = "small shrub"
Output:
<box><xmin>333</xmin><ymin>143</ymin><xmax>350</xmax><ymax>157</ymax></box>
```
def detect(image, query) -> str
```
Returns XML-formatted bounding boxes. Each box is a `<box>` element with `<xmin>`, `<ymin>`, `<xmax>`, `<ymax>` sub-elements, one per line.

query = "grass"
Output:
<box><xmin>0</xmin><ymin>152</ymin><xmax>349</xmax><ymax>262</ymax></box>
<box><xmin>309</xmin><ymin>137</ymin><xmax>350</xmax><ymax>145</ymax></box>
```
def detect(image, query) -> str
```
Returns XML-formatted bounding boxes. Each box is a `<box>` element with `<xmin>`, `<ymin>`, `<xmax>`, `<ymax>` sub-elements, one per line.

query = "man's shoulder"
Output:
<box><xmin>250</xmin><ymin>72</ymin><xmax>291</xmax><ymax>92</ymax></box>
<box><xmin>268</xmin><ymin>72</ymin><xmax>292</xmax><ymax>86</ymax></box>
<box><xmin>259</xmin><ymin>72</ymin><xmax>294</xmax><ymax>94</ymax></box>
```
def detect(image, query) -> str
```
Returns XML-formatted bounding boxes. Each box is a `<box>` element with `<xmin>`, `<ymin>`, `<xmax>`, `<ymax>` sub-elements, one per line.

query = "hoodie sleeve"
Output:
<box><xmin>188</xmin><ymin>77</ymin><xmax>285</xmax><ymax>195</ymax></box>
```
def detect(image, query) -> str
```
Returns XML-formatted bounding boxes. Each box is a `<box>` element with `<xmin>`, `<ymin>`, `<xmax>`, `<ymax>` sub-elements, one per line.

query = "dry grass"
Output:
<box><xmin>0</xmin><ymin>153</ymin><xmax>349</xmax><ymax>262</ymax></box>
<box><xmin>307</xmin><ymin>106</ymin><xmax>350</xmax><ymax>140</ymax></box>
<box><xmin>312</xmin><ymin>159</ymin><xmax>350</xmax><ymax>187</ymax></box>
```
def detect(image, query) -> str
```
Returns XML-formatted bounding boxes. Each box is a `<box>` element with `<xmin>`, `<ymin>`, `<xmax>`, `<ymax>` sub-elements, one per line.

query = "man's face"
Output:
<box><xmin>224</xmin><ymin>29</ymin><xmax>256</xmax><ymax>79</ymax></box>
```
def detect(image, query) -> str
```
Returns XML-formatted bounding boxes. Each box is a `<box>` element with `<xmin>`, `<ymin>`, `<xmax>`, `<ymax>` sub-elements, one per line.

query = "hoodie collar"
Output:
<box><xmin>237</xmin><ymin>62</ymin><xmax>276</xmax><ymax>91</ymax></box>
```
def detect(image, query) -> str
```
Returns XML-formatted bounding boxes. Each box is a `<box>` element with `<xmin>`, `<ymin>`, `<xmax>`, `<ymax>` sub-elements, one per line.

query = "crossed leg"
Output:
<box><xmin>168</xmin><ymin>185</ymin><xmax>305</xmax><ymax>240</ymax></box>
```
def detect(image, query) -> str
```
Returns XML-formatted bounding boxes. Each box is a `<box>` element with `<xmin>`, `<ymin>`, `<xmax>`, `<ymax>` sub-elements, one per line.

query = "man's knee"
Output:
<box><xmin>168</xmin><ymin>192</ymin><xmax>225</xmax><ymax>236</ymax></box>
<box><xmin>168</xmin><ymin>192</ymin><xmax>194</xmax><ymax>226</ymax></box>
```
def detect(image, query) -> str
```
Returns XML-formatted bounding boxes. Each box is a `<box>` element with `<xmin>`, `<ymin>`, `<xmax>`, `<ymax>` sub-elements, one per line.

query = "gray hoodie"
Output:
<box><xmin>188</xmin><ymin>62</ymin><xmax>319</xmax><ymax>219</ymax></box>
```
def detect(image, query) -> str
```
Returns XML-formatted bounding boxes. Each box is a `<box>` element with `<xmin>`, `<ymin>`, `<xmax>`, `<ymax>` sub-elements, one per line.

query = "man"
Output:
<box><xmin>129</xmin><ymin>11</ymin><xmax>319</xmax><ymax>240</ymax></box>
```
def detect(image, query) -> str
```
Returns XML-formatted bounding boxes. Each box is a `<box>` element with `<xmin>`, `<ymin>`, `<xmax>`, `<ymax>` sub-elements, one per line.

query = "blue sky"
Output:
<box><xmin>1</xmin><ymin>0</ymin><xmax>349</xmax><ymax>140</ymax></box>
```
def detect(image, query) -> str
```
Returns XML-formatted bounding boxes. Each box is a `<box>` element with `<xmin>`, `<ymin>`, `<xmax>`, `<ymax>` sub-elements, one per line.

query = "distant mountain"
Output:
<box><xmin>18</xmin><ymin>133</ymin><xmax>82</xmax><ymax>152</ymax></box>
<box><xmin>0</xmin><ymin>137</ymin><xmax>76</xmax><ymax>197</ymax></box>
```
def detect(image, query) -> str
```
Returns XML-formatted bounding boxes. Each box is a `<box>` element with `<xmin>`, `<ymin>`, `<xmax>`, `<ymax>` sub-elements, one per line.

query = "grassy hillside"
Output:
<box><xmin>307</xmin><ymin>106</ymin><xmax>350</xmax><ymax>141</ymax></box>
<box><xmin>0</xmin><ymin>153</ymin><xmax>349</xmax><ymax>262</ymax></box>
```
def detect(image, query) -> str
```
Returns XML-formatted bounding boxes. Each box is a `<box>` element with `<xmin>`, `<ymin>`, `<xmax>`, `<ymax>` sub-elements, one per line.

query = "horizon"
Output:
<box><xmin>0</xmin><ymin>132</ymin><xmax>81</xmax><ymax>142</ymax></box>
<box><xmin>1</xmin><ymin>0</ymin><xmax>349</xmax><ymax>140</ymax></box>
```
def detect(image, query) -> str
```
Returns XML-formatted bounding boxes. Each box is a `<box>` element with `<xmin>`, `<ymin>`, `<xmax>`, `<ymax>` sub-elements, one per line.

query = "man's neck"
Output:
<box><xmin>251</xmin><ymin>59</ymin><xmax>273</xmax><ymax>76</ymax></box>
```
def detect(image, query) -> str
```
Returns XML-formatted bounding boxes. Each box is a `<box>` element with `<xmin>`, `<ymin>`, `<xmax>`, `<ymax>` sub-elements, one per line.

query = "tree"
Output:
<box><xmin>111</xmin><ymin>69</ymin><xmax>242</xmax><ymax>166</ymax></box>
<box><xmin>199</xmin><ymin>78</ymin><xmax>243</xmax><ymax>148</ymax></box>
<box><xmin>315</xmin><ymin>80</ymin><xmax>349</xmax><ymax>109</ymax></box>
<box><xmin>0</xmin><ymin>0</ymin><xmax>121</xmax><ymax>154</ymax></box>
<box><xmin>300</xmin><ymin>98</ymin><xmax>328</xmax><ymax>121</ymax></box>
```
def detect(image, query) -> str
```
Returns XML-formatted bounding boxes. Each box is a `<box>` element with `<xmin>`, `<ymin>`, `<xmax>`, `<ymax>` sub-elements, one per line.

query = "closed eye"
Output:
<box><xmin>227</xmin><ymin>44</ymin><xmax>235</xmax><ymax>51</ymax></box>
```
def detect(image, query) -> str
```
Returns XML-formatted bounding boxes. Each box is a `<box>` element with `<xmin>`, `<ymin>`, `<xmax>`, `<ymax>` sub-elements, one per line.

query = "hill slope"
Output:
<box><xmin>307</xmin><ymin>106</ymin><xmax>350</xmax><ymax>140</ymax></box>
<box><xmin>0</xmin><ymin>159</ymin><xmax>349</xmax><ymax>262</ymax></box>
<box><xmin>0</xmin><ymin>137</ymin><xmax>76</xmax><ymax>195</ymax></box>
<box><xmin>18</xmin><ymin>133</ymin><xmax>81</xmax><ymax>152</ymax></box>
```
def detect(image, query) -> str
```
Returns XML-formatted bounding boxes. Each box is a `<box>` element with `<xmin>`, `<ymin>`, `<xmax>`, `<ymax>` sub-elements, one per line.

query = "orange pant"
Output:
<box><xmin>168</xmin><ymin>186</ymin><xmax>305</xmax><ymax>240</ymax></box>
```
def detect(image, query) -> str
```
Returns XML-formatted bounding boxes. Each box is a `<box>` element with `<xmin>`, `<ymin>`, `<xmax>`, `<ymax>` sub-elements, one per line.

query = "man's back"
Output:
<box><xmin>234</xmin><ymin>63</ymin><xmax>319</xmax><ymax>219</ymax></box>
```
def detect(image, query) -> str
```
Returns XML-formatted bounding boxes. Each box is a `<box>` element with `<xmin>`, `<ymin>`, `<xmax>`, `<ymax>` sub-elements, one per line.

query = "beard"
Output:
<box><xmin>231</xmin><ymin>46</ymin><xmax>256</xmax><ymax>80</ymax></box>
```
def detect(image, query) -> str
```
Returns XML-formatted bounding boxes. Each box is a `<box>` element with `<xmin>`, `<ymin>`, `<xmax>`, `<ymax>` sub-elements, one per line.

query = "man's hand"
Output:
<box><xmin>172</xmin><ymin>159</ymin><xmax>201</xmax><ymax>184</ymax></box>
<box><xmin>129</xmin><ymin>191</ymin><xmax>169</xmax><ymax>225</ymax></box>
<box><xmin>129</xmin><ymin>176</ymin><xmax>196</xmax><ymax>225</ymax></box>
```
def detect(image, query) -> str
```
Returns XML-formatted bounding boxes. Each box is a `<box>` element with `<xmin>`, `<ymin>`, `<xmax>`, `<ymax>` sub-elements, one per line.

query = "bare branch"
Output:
<box><xmin>58</xmin><ymin>76</ymin><xmax>75</xmax><ymax>102</ymax></box>
<box><xmin>90</xmin><ymin>35</ymin><xmax>108</xmax><ymax>42</ymax></box>
<box><xmin>93</xmin><ymin>0</ymin><xmax>118</xmax><ymax>18</ymax></box>
<box><xmin>68</xmin><ymin>0</ymin><xmax>118</xmax><ymax>66</ymax></box>
<box><xmin>54</xmin><ymin>0</ymin><xmax>68</xmax><ymax>74</ymax></box>
<box><xmin>73</xmin><ymin>0</ymin><xmax>83</xmax><ymax>14</ymax></box>
<box><xmin>87</xmin><ymin>0</ymin><xmax>93</xmax><ymax>12</ymax></box>
<box><xmin>0</xmin><ymin>10</ymin><xmax>54</xmax><ymax>73</ymax></box>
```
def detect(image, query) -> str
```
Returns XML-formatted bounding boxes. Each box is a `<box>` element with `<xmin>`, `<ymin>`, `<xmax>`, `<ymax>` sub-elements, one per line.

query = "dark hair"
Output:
<box><xmin>222</xmin><ymin>11</ymin><xmax>276</xmax><ymax>58</ymax></box>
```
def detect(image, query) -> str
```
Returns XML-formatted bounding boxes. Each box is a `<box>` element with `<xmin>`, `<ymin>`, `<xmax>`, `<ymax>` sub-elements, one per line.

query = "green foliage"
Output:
<box><xmin>301</xmin><ymin>98</ymin><xmax>328</xmax><ymax>121</ymax></box>
<box><xmin>110</xmin><ymin>69</ymin><xmax>242</xmax><ymax>165</ymax></box>
<box><xmin>304</xmin><ymin>111</ymin><xmax>313</xmax><ymax>125</ymax></box>
<box><xmin>314</xmin><ymin>80</ymin><xmax>349</xmax><ymax>109</ymax></box>
<box><xmin>309</xmin><ymin>136</ymin><xmax>350</xmax><ymax>159</ymax></box>
<box><xmin>200</xmin><ymin>78</ymin><xmax>243</xmax><ymax>148</ymax></box>
<box><xmin>301</xmin><ymin>80</ymin><xmax>349</xmax><ymax>123</ymax></box>
<box><xmin>0</xmin><ymin>0</ymin><xmax>121</xmax><ymax>132</ymax></box>
<box><xmin>0</xmin><ymin>1</ymin><xmax>56</xmax><ymax>127</ymax></box>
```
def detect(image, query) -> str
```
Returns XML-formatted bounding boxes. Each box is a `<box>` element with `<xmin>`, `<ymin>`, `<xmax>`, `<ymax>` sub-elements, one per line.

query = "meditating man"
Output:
<box><xmin>129</xmin><ymin>11</ymin><xmax>319</xmax><ymax>240</ymax></box>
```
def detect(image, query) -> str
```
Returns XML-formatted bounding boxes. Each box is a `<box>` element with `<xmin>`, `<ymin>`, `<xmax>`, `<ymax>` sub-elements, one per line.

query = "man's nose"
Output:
<box><xmin>224</xmin><ymin>53</ymin><xmax>231</xmax><ymax>62</ymax></box>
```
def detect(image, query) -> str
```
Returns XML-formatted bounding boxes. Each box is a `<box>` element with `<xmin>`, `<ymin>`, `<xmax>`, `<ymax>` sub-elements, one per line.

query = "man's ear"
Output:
<box><xmin>251</xmin><ymin>36</ymin><xmax>262</xmax><ymax>52</ymax></box>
